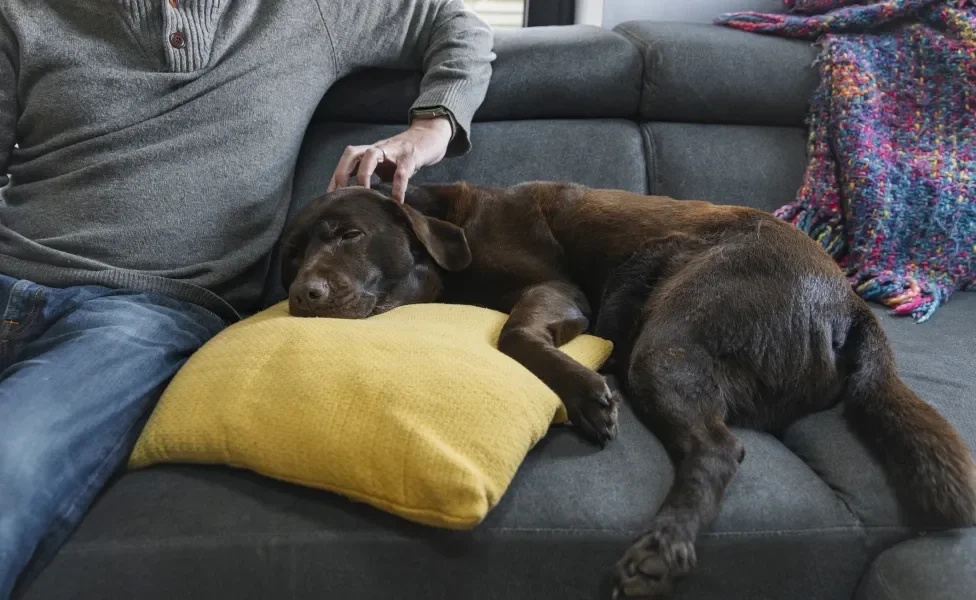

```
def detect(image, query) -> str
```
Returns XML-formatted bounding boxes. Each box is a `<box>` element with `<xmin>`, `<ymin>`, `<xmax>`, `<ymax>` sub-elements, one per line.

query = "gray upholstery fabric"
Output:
<box><xmin>315</xmin><ymin>26</ymin><xmax>642</xmax><ymax>124</ymax></box>
<box><xmin>856</xmin><ymin>530</ymin><xmax>976</xmax><ymax>600</ymax></box>
<box><xmin>263</xmin><ymin>119</ymin><xmax>648</xmax><ymax>306</ymax></box>
<box><xmin>644</xmin><ymin>122</ymin><xmax>808</xmax><ymax>211</ymax></box>
<box><xmin>615</xmin><ymin>22</ymin><xmax>819</xmax><ymax>126</ymax></box>
<box><xmin>783</xmin><ymin>293</ymin><xmax>976</xmax><ymax>527</ymax></box>
<box><xmin>28</xmin><ymin>293</ymin><xmax>975</xmax><ymax>600</ymax></box>
<box><xmin>23</xmin><ymin>403</ymin><xmax>892</xmax><ymax>600</ymax></box>
<box><xmin>295</xmin><ymin>121</ymin><xmax>648</xmax><ymax>200</ymax></box>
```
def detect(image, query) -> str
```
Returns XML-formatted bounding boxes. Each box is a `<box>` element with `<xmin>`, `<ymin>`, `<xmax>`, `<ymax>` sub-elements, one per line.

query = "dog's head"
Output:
<box><xmin>280</xmin><ymin>186</ymin><xmax>471</xmax><ymax>319</ymax></box>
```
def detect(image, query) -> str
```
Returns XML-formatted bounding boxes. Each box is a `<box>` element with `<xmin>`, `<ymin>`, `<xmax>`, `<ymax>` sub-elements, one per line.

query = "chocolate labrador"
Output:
<box><xmin>280</xmin><ymin>181</ymin><xmax>976</xmax><ymax>598</ymax></box>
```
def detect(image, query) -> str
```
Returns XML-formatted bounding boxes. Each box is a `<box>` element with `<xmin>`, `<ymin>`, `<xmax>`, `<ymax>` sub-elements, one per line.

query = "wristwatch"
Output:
<box><xmin>410</xmin><ymin>106</ymin><xmax>456</xmax><ymax>140</ymax></box>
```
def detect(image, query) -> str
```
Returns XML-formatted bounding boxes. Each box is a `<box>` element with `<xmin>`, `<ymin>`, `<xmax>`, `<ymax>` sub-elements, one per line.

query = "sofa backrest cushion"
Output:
<box><xmin>646</xmin><ymin>122</ymin><xmax>807</xmax><ymax>211</ymax></box>
<box><xmin>614</xmin><ymin>21</ymin><xmax>818</xmax><ymax>126</ymax></box>
<box><xmin>314</xmin><ymin>25</ymin><xmax>642</xmax><ymax>124</ymax></box>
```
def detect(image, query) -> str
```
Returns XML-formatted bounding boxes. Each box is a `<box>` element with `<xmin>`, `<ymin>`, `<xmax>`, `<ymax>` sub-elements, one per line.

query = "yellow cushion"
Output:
<box><xmin>128</xmin><ymin>301</ymin><xmax>612</xmax><ymax>530</ymax></box>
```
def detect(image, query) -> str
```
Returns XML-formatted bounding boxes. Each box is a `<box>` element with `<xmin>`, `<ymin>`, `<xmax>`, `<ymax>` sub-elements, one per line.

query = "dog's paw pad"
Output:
<box><xmin>566</xmin><ymin>379</ymin><xmax>619</xmax><ymax>447</ymax></box>
<box><xmin>611</xmin><ymin>522</ymin><xmax>697</xmax><ymax>598</ymax></box>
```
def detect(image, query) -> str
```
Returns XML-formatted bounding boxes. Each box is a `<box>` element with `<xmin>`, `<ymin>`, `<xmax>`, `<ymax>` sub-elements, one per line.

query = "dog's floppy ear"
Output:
<box><xmin>279</xmin><ymin>226</ymin><xmax>308</xmax><ymax>291</ymax></box>
<box><xmin>396</xmin><ymin>203</ymin><xmax>471</xmax><ymax>272</ymax></box>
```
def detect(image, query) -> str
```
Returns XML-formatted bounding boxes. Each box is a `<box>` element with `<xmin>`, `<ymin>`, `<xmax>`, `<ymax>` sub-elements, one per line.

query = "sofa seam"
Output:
<box><xmin>802</xmin><ymin>460</ymin><xmax>865</xmax><ymax>528</ymax></box>
<box><xmin>826</xmin><ymin>483</ymin><xmax>866</xmax><ymax>529</ymax></box>
<box><xmin>614</xmin><ymin>24</ymin><xmax>661</xmax><ymax>196</ymax></box>
<box><xmin>53</xmin><ymin>525</ymin><xmax>912</xmax><ymax>555</ymax></box>
<box><xmin>639</xmin><ymin>123</ymin><xmax>658</xmax><ymax>195</ymax></box>
<box><xmin>875</xmin><ymin>567</ymin><xmax>901</xmax><ymax>600</ymax></box>
<box><xmin>780</xmin><ymin>437</ymin><xmax>868</xmax><ymax>529</ymax></box>
<box><xmin>309</xmin><ymin>0</ymin><xmax>339</xmax><ymax>80</ymax></box>
<box><xmin>613</xmin><ymin>24</ymin><xmax>653</xmax><ymax>122</ymax></box>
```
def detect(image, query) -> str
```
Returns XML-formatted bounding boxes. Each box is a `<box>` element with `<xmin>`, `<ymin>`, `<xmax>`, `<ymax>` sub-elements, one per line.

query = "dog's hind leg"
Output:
<box><xmin>594</xmin><ymin>233</ymin><xmax>708</xmax><ymax>379</ymax></box>
<box><xmin>612</xmin><ymin>331</ymin><xmax>744</xmax><ymax>599</ymax></box>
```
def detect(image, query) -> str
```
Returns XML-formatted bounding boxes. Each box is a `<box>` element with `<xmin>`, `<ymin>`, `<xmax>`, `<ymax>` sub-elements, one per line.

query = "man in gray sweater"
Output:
<box><xmin>0</xmin><ymin>1</ymin><xmax>494</xmax><ymax>596</ymax></box>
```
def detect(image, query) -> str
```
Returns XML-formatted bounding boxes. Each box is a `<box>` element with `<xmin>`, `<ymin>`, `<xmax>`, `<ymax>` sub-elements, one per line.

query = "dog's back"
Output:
<box><xmin>438</xmin><ymin>182</ymin><xmax>836</xmax><ymax>317</ymax></box>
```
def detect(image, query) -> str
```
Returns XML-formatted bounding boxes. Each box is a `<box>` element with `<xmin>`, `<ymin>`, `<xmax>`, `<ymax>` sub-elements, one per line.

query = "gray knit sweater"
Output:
<box><xmin>0</xmin><ymin>0</ymin><xmax>494</xmax><ymax>320</ymax></box>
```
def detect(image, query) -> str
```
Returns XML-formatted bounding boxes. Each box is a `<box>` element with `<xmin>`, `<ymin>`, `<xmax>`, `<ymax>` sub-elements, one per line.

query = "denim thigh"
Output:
<box><xmin>0</xmin><ymin>275</ymin><xmax>226</xmax><ymax>599</ymax></box>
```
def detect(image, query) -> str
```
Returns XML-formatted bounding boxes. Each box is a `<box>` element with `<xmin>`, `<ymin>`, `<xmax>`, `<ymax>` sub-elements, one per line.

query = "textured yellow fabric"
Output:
<box><xmin>128</xmin><ymin>301</ymin><xmax>612</xmax><ymax>529</ymax></box>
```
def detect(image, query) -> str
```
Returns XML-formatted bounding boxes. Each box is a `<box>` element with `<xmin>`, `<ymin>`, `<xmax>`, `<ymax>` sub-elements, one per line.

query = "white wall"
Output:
<box><xmin>575</xmin><ymin>0</ymin><xmax>605</xmax><ymax>26</ymax></box>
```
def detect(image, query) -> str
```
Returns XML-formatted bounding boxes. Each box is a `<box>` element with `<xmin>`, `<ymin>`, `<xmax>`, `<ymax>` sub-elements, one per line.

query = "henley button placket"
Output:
<box><xmin>153</xmin><ymin>0</ymin><xmax>227</xmax><ymax>72</ymax></box>
<box><xmin>169</xmin><ymin>31</ymin><xmax>186</xmax><ymax>49</ymax></box>
<box><xmin>168</xmin><ymin>0</ymin><xmax>184</xmax><ymax>52</ymax></box>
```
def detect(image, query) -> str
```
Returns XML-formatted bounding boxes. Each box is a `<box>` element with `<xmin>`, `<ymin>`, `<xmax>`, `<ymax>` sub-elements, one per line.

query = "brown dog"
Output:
<box><xmin>281</xmin><ymin>181</ymin><xmax>976</xmax><ymax>598</ymax></box>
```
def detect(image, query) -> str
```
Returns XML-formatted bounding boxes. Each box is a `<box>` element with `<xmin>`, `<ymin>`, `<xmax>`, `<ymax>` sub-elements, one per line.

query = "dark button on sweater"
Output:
<box><xmin>169</xmin><ymin>31</ymin><xmax>186</xmax><ymax>49</ymax></box>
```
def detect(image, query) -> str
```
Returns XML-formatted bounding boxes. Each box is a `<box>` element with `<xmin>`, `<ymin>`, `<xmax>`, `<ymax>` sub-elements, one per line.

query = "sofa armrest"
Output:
<box><xmin>315</xmin><ymin>25</ymin><xmax>642</xmax><ymax>124</ymax></box>
<box><xmin>614</xmin><ymin>21</ymin><xmax>819</xmax><ymax>126</ymax></box>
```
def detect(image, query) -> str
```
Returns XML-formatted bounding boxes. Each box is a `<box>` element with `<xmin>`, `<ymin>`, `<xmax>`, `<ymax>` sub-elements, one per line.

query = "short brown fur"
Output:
<box><xmin>281</xmin><ymin>181</ymin><xmax>976</xmax><ymax>599</ymax></box>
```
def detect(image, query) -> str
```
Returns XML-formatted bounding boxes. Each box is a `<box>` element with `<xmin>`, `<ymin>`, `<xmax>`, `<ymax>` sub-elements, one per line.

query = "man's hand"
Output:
<box><xmin>327</xmin><ymin>116</ymin><xmax>453</xmax><ymax>203</ymax></box>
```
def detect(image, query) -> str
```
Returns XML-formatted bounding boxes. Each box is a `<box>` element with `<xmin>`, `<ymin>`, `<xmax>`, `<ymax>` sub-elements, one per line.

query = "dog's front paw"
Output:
<box><xmin>612</xmin><ymin>519</ymin><xmax>696</xmax><ymax>599</ymax></box>
<box><xmin>562</xmin><ymin>371</ymin><xmax>619</xmax><ymax>447</ymax></box>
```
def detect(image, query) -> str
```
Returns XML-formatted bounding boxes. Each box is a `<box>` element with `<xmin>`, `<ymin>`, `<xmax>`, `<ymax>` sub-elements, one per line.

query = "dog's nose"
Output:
<box><xmin>291</xmin><ymin>280</ymin><xmax>329</xmax><ymax>312</ymax></box>
<box><xmin>304</xmin><ymin>281</ymin><xmax>328</xmax><ymax>303</ymax></box>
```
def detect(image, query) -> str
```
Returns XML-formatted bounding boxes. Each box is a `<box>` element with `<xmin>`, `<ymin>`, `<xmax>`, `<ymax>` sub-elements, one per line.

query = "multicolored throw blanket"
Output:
<box><xmin>716</xmin><ymin>0</ymin><xmax>976</xmax><ymax>322</ymax></box>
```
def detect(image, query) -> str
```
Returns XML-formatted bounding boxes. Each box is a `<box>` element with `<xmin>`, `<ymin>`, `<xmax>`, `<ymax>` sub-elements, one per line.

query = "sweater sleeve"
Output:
<box><xmin>0</xmin><ymin>18</ymin><xmax>17</xmax><ymax>187</ymax></box>
<box><xmin>322</xmin><ymin>0</ymin><xmax>495</xmax><ymax>156</ymax></box>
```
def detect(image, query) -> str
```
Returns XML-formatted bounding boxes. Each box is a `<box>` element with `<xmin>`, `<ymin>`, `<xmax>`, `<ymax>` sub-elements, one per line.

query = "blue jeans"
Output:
<box><xmin>0</xmin><ymin>275</ymin><xmax>226</xmax><ymax>598</ymax></box>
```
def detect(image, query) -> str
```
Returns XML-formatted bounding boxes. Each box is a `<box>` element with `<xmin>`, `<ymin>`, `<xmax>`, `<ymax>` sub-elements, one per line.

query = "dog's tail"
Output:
<box><xmin>840</xmin><ymin>299</ymin><xmax>976</xmax><ymax>528</ymax></box>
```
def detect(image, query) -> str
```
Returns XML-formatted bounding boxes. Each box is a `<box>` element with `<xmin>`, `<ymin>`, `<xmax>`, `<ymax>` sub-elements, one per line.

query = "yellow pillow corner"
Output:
<box><xmin>129</xmin><ymin>301</ymin><xmax>612</xmax><ymax>530</ymax></box>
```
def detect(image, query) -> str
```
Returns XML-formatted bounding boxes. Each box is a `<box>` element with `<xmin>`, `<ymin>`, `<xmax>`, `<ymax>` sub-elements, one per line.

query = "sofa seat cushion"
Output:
<box><xmin>856</xmin><ymin>530</ymin><xmax>976</xmax><ymax>600</ymax></box>
<box><xmin>614</xmin><ymin>21</ymin><xmax>819</xmax><ymax>126</ymax></box>
<box><xmin>783</xmin><ymin>292</ymin><xmax>976</xmax><ymax>527</ymax></box>
<box><xmin>35</xmin><ymin>296</ymin><xmax>976</xmax><ymax>599</ymax></box>
<box><xmin>25</xmin><ymin>403</ymin><xmax>885</xmax><ymax>600</ymax></box>
<box><xmin>24</xmin><ymin>297</ymin><xmax>975</xmax><ymax>600</ymax></box>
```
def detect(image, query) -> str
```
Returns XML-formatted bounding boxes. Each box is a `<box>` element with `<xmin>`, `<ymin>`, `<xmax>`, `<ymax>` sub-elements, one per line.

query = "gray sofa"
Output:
<box><xmin>20</xmin><ymin>20</ymin><xmax>976</xmax><ymax>600</ymax></box>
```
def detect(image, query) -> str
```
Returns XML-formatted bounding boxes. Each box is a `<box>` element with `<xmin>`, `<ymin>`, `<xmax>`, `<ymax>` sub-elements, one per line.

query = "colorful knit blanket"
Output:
<box><xmin>716</xmin><ymin>0</ymin><xmax>976</xmax><ymax>322</ymax></box>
